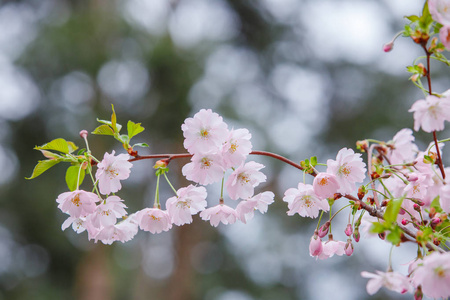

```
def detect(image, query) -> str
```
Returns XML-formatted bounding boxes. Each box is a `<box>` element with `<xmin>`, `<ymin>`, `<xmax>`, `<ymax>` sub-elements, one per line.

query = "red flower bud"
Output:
<box><xmin>345</xmin><ymin>224</ymin><xmax>353</xmax><ymax>236</ymax></box>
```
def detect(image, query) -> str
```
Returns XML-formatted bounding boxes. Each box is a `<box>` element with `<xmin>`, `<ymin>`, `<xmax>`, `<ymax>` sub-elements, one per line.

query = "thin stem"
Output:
<box><xmin>154</xmin><ymin>174</ymin><xmax>161</xmax><ymax>209</ymax></box>
<box><xmin>316</xmin><ymin>211</ymin><xmax>324</xmax><ymax>231</ymax></box>
<box><xmin>220</xmin><ymin>176</ymin><xmax>225</xmax><ymax>199</ymax></box>
<box><xmin>76</xmin><ymin>163</ymin><xmax>83</xmax><ymax>190</ymax></box>
<box><xmin>367</xmin><ymin>188</ymin><xmax>390</xmax><ymax>200</ymax></box>
<box><xmin>163</xmin><ymin>173</ymin><xmax>178</xmax><ymax>195</ymax></box>
<box><xmin>387</xmin><ymin>245</ymin><xmax>394</xmax><ymax>272</ymax></box>
<box><xmin>367</xmin><ymin>144</ymin><xmax>380</xmax><ymax>208</ymax></box>
<box><xmin>328</xmin><ymin>204</ymin><xmax>352</xmax><ymax>223</ymax></box>
<box><xmin>379</xmin><ymin>179</ymin><xmax>394</xmax><ymax>199</ymax></box>
<box><xmin>433</xmin><ymin>131</ymin><xmax>446</xmax><ymax>179</ymax></box>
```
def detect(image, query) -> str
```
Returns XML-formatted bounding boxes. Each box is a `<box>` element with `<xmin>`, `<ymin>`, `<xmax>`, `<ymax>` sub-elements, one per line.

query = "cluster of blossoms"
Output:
<box><xmin>29</xmin><ymin>1</ymin><xmax>450</xmax><ymax>298</ymax></box>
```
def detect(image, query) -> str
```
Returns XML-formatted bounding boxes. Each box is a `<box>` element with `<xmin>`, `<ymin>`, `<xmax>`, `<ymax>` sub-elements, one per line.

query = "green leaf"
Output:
<box><xmin>386</xmin><ymin>226</ymin><xmax>402</xmax><ymax>245</ymax></box>
<box><xmin>384</xmin><ymin>198</ymin><xmax>404</xmax><ymax>224</ymax></box>
<box><xmin>133</xmin><ymin>143</ymin><xmax>149</xmax><ymax>148</ymax></box>
<box><xmin>39</xmin><ymin>150</ymin><xmax>61</xmax><ymax>160</ymax></box>
<box><xmin>26</xmin><ymin>159</ymin><xmax>61</xmax><ymax>179</ymax></box>
<box><xmin>405</xmin><ymin>15</ymin><xmax>420</xmax><ymax>22</ymax></box>
<box><xmin>370</xmin><ymin>222</ymin><xmax>386</xmax><ymax>234</ymax></box>
<box><xmin>310</xmin><ymin>156</ymin><xmax>317</xmax><ymax>167</ymax></box>
<box><xmin>65</xmin><ymin>165</ymin><xmax>85</xmax><ymax>191</ymax></box>
<box><xmin>111</xmin><ymin>104</ymin><xmax>119</xmax><ymax>133</ymax></box>
<box><xmin>92</xmin><ymin>124</ymin><xmax>115</xmax><ymax>136</ymax></box>
<box><xmin>96</xmin><ymin>119</ymin><xmax>122</xmax><ymax>132</ymax></box>
<box><xmin>35</xmin><ymin>138</ymin><xmax>71</xmax><ymax>154</ymax></box>
<box><xmin>77</xmin><ymin>148</ymin><xmax>87</xmax><ymax>155</ymax></box>
<box><xmin>67</xmin><ymin>141</ymin><xmax>78</xmax><ymax>153</ymax></box>
<box><xmin>127</xmin><ymin>120</ymin><xmax>145</xmax><ymax>139</ymax></box>
<box><xmin>119</xmin><ymin>134</ymin><xmax>130</xmax><ymax>144</ymax></box>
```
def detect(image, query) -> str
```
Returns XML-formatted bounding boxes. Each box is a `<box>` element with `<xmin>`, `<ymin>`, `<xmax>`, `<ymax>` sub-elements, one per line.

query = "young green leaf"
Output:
<box><xmin>65</xmin><ymin>165</ymin><xmax>85</xmax><ymax>191</ymax></box>
<box><xmin>92</xmin><ymin>124</ymin><xmax>115</xmax><ymax>136</ymax></box>
<box><xmin>133</xmin><ymin>143</ymin><xmax>149</xmax><ymax>148</ymax></box>
<box><xmin>111</xmin><ymin>104</ymin><xmax>120</xmax><ymax>133</ymax></box>
<box><xmin>310</xmin><ymin>156</ymin><xmax>317</xmax><ymax>167</ymax></box>
<box><xmin>34</xmin><ymin>138</ymin><xmax>72</xmax><ymax>154</ymax></box>
<box><xmin>370</xmin><ymin>222</ymin><xmax>386</xmax><ymax>234</ymax></box>
<box><xmin>386</xmin><ymin>225</ymin><xmax>402</xmax><ymax>245</ymax></box>
<box><xmin>127</xmin><ymin>120</ymin><xmax>145</xmax><ymax>139</ymax></box>
<box><xmin>26</xmin><ymin>159</ymin><xmax>61</xmax><ymax>179</ymax></box>
<box><xmin>96</xmin><ymin>119</ymin><xmax>122</xmax><ymax>132</ymax></box>
<box><xmin>384</xmin><ymin>198</ymin><xmax>404</xmax><ymax>224</ymax></box>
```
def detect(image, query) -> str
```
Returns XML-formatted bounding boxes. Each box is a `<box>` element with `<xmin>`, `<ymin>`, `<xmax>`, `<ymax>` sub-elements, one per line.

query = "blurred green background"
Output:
<box><xmin>0</xmin><ymin>0</ymin><xmax>448</xmax><ymax>299</ymax></box>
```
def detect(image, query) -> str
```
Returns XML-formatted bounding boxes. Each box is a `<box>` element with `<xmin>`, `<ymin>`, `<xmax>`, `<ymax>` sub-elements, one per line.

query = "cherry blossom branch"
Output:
<box><xmin>128</xmin><ymin>150</ymin><xmax>307</xmax><ymax>172</ymax></box>
<box><xmin>367</xmin><ymin>144</ymin><xmax>380</xmax><ymax>208</ymax></box>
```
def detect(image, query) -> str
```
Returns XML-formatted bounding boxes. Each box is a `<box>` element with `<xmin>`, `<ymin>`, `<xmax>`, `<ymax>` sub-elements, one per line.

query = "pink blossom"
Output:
<box><xmin>387</xmin><ymin>128</ymin><xmax>419</xmax><ymax>165</ymax></box>
<box><xmin>318</xmin><ymin>239</ymin><xmax>346</xmax><ymax>260</ymax></box>
<box><xmin>439</xmin><ymin>184</ymin><xmax>450</xmax><ymax>212</ymax></box>
<box><xmin>56</xmin><ymin>190</ymin><xmax>99</xmax><ymax>218</ymax></box>
<box><xmin>409</xmin><ymin>95</ymin><xmax>450</xmax><ymax>133</ymax></box>
<box><xmin>61</xmin><ymin>216</ymin><xmax>86</xmax><ymax>233</ymax></box>
<box><xmin>89</xmin><ymin>195</ymin><xmax>128</xmax><ymax>228</ymax></box>
<box><xmin>429</xmin><ymin>0</ymin><xmax>450</xmax><ymax>25</ymax></box>
<box><xmin>95</xmin><ymin>151</ymin><xmax>132</xmax><ymax>195</ymax></box>
<box><xmin>361</xmin><ymin>270</ymin><xmax>412</xmax><ymax>295</ymax></box>
<box><xmin>182</xmin><ymin>153</ymin><xmax>225</xmax><ymax>185</ymax></box>
<box><xmin>410</xmin><ymin>252</ymin><xmax>450</xmax><ymax>299</ymax></box>
<box><xmin>283</xmin><ymin>183</ymin><xmax>329</xmax><ymax>218</ymax></box>
<box><xmin>199</xmin><ymin>204</ymin><xmax>238</xmax><ymax>227</ymax></box>
<box><xmin>136</xmin><ymin>208</ymin><xmax>172</xmax><ymax>234</ymax></box>
<box><xmin>344</xmin><ymin>240</ymin><xmax>353</xmax><ymax>256</ymax></box>
<box><xmin>440</xmin><ymin>25</ymin><xmax>450</xmax><ymax>49</ymax></box>
<box><xmin>309</xmin><ymin>235</ymin><xmax>323</xmax><ymax>257</ymax></box>
<box><xmin>221</xmin><ymin>128</ymin><xmax>252</xmax><ymax>168</ymax></box>
<box><xmin>226</xmin><ymin>161</ymin><xmax>266</xmax><ymax>200</ymax></box>
<box><xmin>313</xmin><ymin>172</ymin><xmax>340</xmax><ymax>199</ymax></box>
<box><xmin>181</xmin><ymin>109</ymin><xmax>229</xmax><ymax>155</ymax></box>
<box><xmin>383</xmin><ymin>41</ymin><xmax>394</xmax><ymax>52</ymax></box>
<box><xmin>326</xmin><ymin>148</ymin><xmax>366</xmax><ymax>194</ymax></box>
<box><xmin>236</xmin><ymin>191</ymin><xmax>274</xmax><ymax>223</ymax></box>
<box><xmin>404</xmin><ymin>173</ymin><xmax>432</xmax><ymax>199</ymax></box>
<box><xmin>94</xmin><ymin>215</ymin><xmax>139</xmax><ymax>244</ymax></box>
<box><xmin>166</xmin><ymin>185</ymin><xmax>208</xmax><ymax>226</ymax></box>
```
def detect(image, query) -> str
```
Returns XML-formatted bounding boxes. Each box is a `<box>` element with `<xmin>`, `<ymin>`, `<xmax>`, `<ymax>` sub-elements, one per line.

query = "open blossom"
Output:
<box><xmin>89</xmin><ymin>195</ymin><xmax>128</xmax><ymax>228</ymax></box>
<box><xmin>318</xmin><ymin>239</ymin><xmax>346</xmax><ymax>260</ymax></box>
<box><xmin>283</xmin><ymin>183</ymin><xmax>329</xmax><ymax>218</ymax></box>
<box><xmin>200</xmin><ymin>204</ymin><xmax>238</xmax><ymax>227</ymax></box>
<box><xmin>326</xmin><ymin>148</ymin><xmax>366</xmax><ymax>195</ymax></box>
<box><xmin>440</xmin><ymin>184</ymin><xmax>450</xmax><ymax>213</ymax></box>
<box><xmin>313</xmin><ymin>172</ymin><xmax>340</xmax><ymax>199</ymax></box>
<box><xmin>56</xmin><ymin>190</ymin><xmax>99</xmax><ymax>218</ymax></box>
<box><xmin>221</xmin><ymin>128</ymin><xmax>252</xmax><ymax>168</ymax></box>
<box><xmin>309</xmin><ymin>235</ymin><xmax>323</xmax><ymax>257</ymax></box>
<box><xmin>226</xmin><ymin>161</ymin><xmax>266</xmax><ymax>200</ymax></box>
<box><xmin>136</xmin><ymin>208</ymin><xmax>172</xmax><ymax>234</ymax></box>
<box><xmin>429</xmin><ymin>0</ymin><xmax>450</xmax><ymax>25</ymax></box>
<box><xmin>409</xmin><ymin>95</ymin><xmax>450</xmax><ymax>132</ymax></box>
<box><xmin>182</xmin><ymin>153</ymin><xmax>225</xmax><ymax>185</ymax></box>
<box><xmin>93</xmin><ymin>215</ymin><xmax>139</xmax><ymax>245</ymax></box>
<box><xmin>440</xmin><ymin>25</ymin><xmax>450</xmax><ymax>49</ymax></box>
<box><xmin>387</xmin><ymin>128</ymin><xmax>418</xmax><ymax>165</ymax></box>
<box><xmin>361</xmin><ymin>271</ymin><xmax>412</xmax><ymax>295</ymax></box>
<box><xmin>95</xmin><ymin>151</ymin><xmax>132</xmax><ymax>195</ymax></box>
<box><xmin>166</xmin><ymin>185</ymin><xmax>208</xmax><ymax>226</ymax></box>
<box><xmin>62</xmin><ymin>216</ymin><xmax>87</xmax><ymax>233</ymax></box>
<box><xmin>236</xmin><ymin>191</ymin><xmax>274</xmax><ymax>223</ymax></box>
<box><xmin>411</xmin><ymin>252</ymin><xmax>450</xmax><ymax>299</ymax></box>
<box><xmin>403</xmin><ymin>173</ymin><xmax>432</xmax><ymax>199</ymax></box>
<box><xmin>182</xmin><ymin>109</ymin><xmax>229</xmax><ymax>155</ymax></box>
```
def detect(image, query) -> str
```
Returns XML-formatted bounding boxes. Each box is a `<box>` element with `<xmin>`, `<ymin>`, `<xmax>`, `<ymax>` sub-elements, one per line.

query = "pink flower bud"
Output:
<box><xmin>401</xmin><ymin>218</ymin><xmax>408</xmax><ymax>226</ymax></box>
<box><xmin>79</xmin><ymin>130</ymin><xmax>88</xmax><ymax>139</ymax></box>
<box><xmin>317</xmin><ymin>222</ymin><xmax>330</xmax><ymax>238</ymax></box>
<box><xmin>344</xmin><ymin>239</ymin><xmax>353</xmax><ymax>256</ymax></box>
<box><xmin>432</xmin><ymin>217</ymin><xmax>441</xmax><ymax>225</ymax></box>
<box><xmin>309</xmin><ymin>235</ymin><xmax>323</xmax><ymax>257</ymax></box>
<box><xmin>383</xmin><ymin>41</ymin><xmax>394</xmax><ymax>52</ymax></box>
<box><xmin>407</xmin><ymin>173</ymin><xmax>419</xmax><ymax>182</ymax></box>
<box><xmin>413</xmin><ymin>204</ymin><xmax>420</xmax><ymax>211</ymax></box>
<box><xmin>353</xmin><ymin>228</ymin><xmax>360</xmax><ymax>242</ymax></box>
<box><xmin>414</xmin><ymin>287</ymin><xmax>423</xmax><ymax>300</ymax></box>
<box><xmin>345</xmin><ymin>224</ymin><xmax>353</xmax><ymax>236</ymax></box>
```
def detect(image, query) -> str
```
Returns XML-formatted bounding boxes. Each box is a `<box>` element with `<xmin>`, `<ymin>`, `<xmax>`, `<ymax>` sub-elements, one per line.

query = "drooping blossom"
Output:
<box><xmin>313</xmin><ymin>172</ymin><xmax>340</xmax><ymax>199</ymax></box>
<box><xmin>309</xmin><ymin>235</ymin><xmax>323</xmax><ymax>257</ymax></box>
<box><xmin>361</xmin><ymin>270</ymin><xmax>412</xmax><ymax>295</ymax></box>
<box><xmin>226</xmin><ymin>161</ymin><xmax>266</xmax><ymax>200</ymax></box>
<box><xmin>221</xmin><ymin>128</ymin><xmax>252</xmax><ymax>168</ymax></box>
<box><xmin>94</xmin><ymin>215</ymin><xmax>139</xmax><ymax>245</ymax></box>
<box><xmin>387</xmin><ymin>128</ymin><xmax>419</xmax><ymax>165</ymax></box>
<box><xmin>318</xmin><ymin>239</ymin><xmax>346</xmax><ymax>260</ymax></box>
<box><xmin>95</xmin><ymin>151</ymin><xmax>132</xmax><ymax>195</ymax></box>
<box><xmin>410</xmin><ymin>252</ymin><xmax>450</xmax><ymax>299</ymax></box>
<box><xmin>181</xmin><ymin>109</ymin><xmax>229</xmax><ymax>155</ymax></box>
<box><xmin>199</xmin><ymin>204</ymin><xmax>238</xmax><ymax>227</ymax></box>
<box><xmin>56</xmin><ymin>190</ymin><xmax>99</xmax><ymax>218</ymax></box>
<box><xmin>283</xmin><ymin>183</ymin><xmax>329</xmax><ymax>218</ymax></box>
<box><xmin>136</xmin><ymin>208</ymin><xmax>172</xmax><ymax>234</ymax></box>
<box><xmin>89</xmin><ymin>195</ymin><xmax>128</xmax><ymax>228</ymax></box>
<box><xmin>182</xmin><ymin>153</ymin><xmax>225</xmax><ymax>185</ymax></box>
<box><xmin>326</xmin><ymin>148</ymin><xmax>366</xmax><ymax>195</ymax></box>
<box><xmin>166</xmin><ymin>185</ymin><xmax>208</xmax><ymax>226</ymax></box>
<box><xmin>409</xmin><ymin>95</ymin><xmax>450</xmax><ymax>133</ymax></box>
<box><xmin>429</xmin><ymin>0</ymin><xmax>450</xmax><ymax>25</ymax></box>
<box><xmin>62</xmin><ymin>216</ymin><xmax>87</xmax><ymax>233</ymax></box>
<box><xmin>236</xmin><ymin>191</ymin><xmax>274</xmax><ymax>223</ymax></box>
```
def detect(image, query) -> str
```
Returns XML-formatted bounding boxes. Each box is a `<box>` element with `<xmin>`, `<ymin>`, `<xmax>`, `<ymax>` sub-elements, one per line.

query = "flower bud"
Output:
<box><xmin>309</xmin><ymin>235</ymin><xmax>323</xmax><ymax>257</ymax></box>
<box><xmin>353</xmin><ymin>228</ymin><xmax>360</xmax><ymax>242</ymax></box>
<box><xmin>79</xmin><ymin>130</ymin><xmax>88</xmax><ymax>139</ymax></box>
<box><xmin>345</xmin><ymin>224</ymin><xmax>353</xmax><ymax>236</ymax></box>
<box><xmin>407</xmin><ymin>173</ymin><xmax>419</xmax><ymax>182</ymax></box>
<box><xmin>401</xmin><ymin>218</ymin><xmax>408</xmax><ymax>226</ymax></box>
<box><xmin>154</xmin><ymin>160</ymin><xmax>168</xmax><ymax>169</ymax></box>
<box><xmin>356</xmin><ymin>140</ymin><xmax>368</xmax><ymax>152</ymax></box>
<box><xmin>414</xmin><ymin>286</ymin><xmax>423</xmax><ymax>300</ymax></box>
<box><xmin>383</xmin><ymin>41</ymin><xmax>394</xmax><ymax>52</ymax></box>
<box><xmin>344</xmin><ymin>239</ymin><xmax>353</xmax><ymax>256</ymax></box>
<box><xmin>318</xmin><ymin>222</ymin><xmax>330</xmax><ymax>238</ymax></box>
<box><xmin>413</xmin><ymin>204</ymin><xmax>421</xmax><ymax>212</ymax></box>
<box><xmin>357</xmin><ymin>186</ymin><xmax>366</xmax><ymax>200</ymax></box>
<box><xmin>378</xmin><ymin>232</ymin><xmax>386</xmax><ymax>240</ymax></box>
